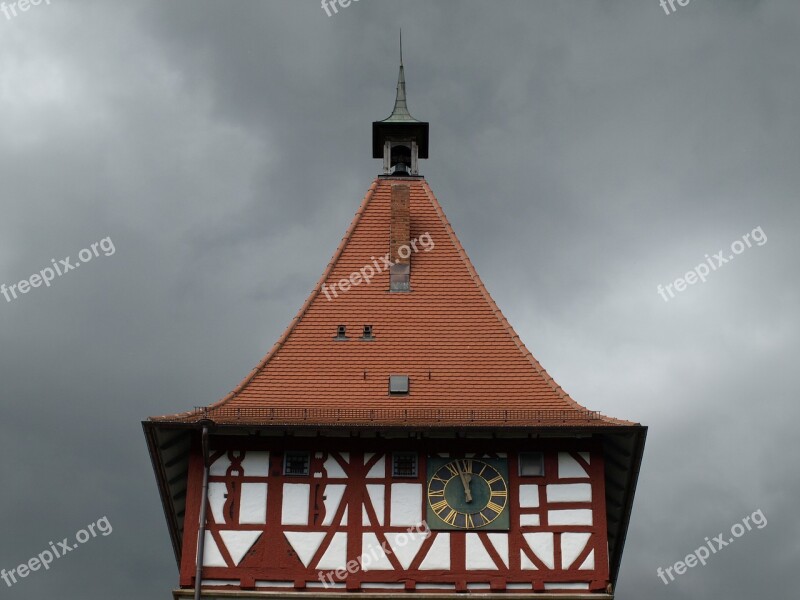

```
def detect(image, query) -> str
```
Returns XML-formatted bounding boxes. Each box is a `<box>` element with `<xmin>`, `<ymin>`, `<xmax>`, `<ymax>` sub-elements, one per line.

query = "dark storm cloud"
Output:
<box><xmin>0</xmin><ymin>0</ymin><xmax>797</xmax><ymax>598</ymax></box>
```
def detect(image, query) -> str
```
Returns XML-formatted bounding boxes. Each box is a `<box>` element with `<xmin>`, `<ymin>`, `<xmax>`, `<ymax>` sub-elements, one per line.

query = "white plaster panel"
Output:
<box><xmin>241</xmin><ymin>451</ymin><xmax>270</xmax><ymax>477</ymax></box>
<box><xmin>548</xmin><ymin>509</ymin><xmax>593</xmax><ymax>526</ymax></box>
<box><xmin>467</xmin><ymin>583</ymin><xmax>490</xmax><ymax>590</ymax></box>
<box><xmin>207</xmin><ymin>482</ymin><xmax>227</xmax><ymax>524</ymax></box>
<box><xmin>308</xmin><ymin>582</ymin><xmax>345</xmax><ymax>589</ymax></box>
<box><xmin>487</xmin><ymin>533</ymin><xmax>509</xmax><ymax>567</ymax></box>
<box><xmin>390</xmin><ymin>483</ymin><xmax>422</xmax><ymax>526</ymax></box>
<box><xmin>317</xmin><ymin>532</ymin><xmax>348</xmax><ymax>570</ymax></box>
<box><xmin>366</xmin><ymin>485</ymin><xmax>385</xmax><ymax>525</ymax></box>
<box><xmin>519</xmin><ymin>485</ymin><xmax>540</xmax><ymax>508</ymax></box>
<box><xmin>520</xmin><ymin>514</ymin><xmax>541</xmax><ymax>526</ymax></box>
<box><xmin>386</xmin><ymin>531</ymin><xmax>427</xmax><ymax>569</ymax></box>
<box><xmin>508</xmin><ymin>583</ymin><xmax>532</xmax><ymax>589</ymax></box>
<box><xmin>239</xmin><ymin>483</ymin><xmax>268</xmax><ymax>524</ymax></box>
<box><xmin>419</xmin><ymin>534</ymin><xmax>450</xmax><ymax>570</ymax></box>
<box><xmin>466</xmin><ymin>533</ymin><xmax>497</xmax><ymax>570</ymax></box>
<box><xmin>360</xmin><ymin>532</ymin><xmax>394</xmax><ymax>570</ymax></box>
<box><xmin>255</xmin><ymin>581</ymin><xmax>294</xmax><ymax>588</ymax></box>
<box><xmin>544</xmin><ymin>583</ymin><xmax>590</xmax><ymax>590</ymax></box>
<box><xmin>281</xmin><ymin>483</ymin><xmax>310</xmax><ymax>525</ymax></box>
<box><xmin>220</xmin><ymin>530</ymin><xmax>262</xmax><ymax>565</ymax></box>
<box><xmin>284</xmin><ymin>532</ymin><xmax>326</xmax><ymax>567</ymax></box>
<box><xmin>366</xmin><ymin>455</ymin><xmax>386</xmax><ymax>478</ymax></box>
<box><xmin>523</xmin><ymin>532</ymin><xmax>554</xmax><ymax>569</ymax></box>
<box><xmin>558</xmin><ymin>453</ymin><xmax>589</xmax><ymax>479</ymax></box>
<box><xmin>561</xmin><ymin>533</ymin><xmax>591</xmax><ymax>569</ymax></box>
<box><xmin>520</xmin><ymin>550</ymin><xmax>538</xmax><ymax>570</ymax></box>
<box><xmin>547</xmin><ymin>483</ymin><xmax>592</xmax><ymax>503</ymax></box>
<box><xmin>324</xmin><ymin>455</ymin><xmax>347</xmax><ymax>478</ymax></box>
<box><xmin>362</xmin><ymin>583</ymin><xmax>405</xmax><ymax>590</ymax></box>
<box><xmin>201</xmin><ymin>531</ymin><xmax>227</xmax><ymax>567</ymax></box>
<box><xmin>579</xmin><ymin>550</ymin><xmax>595</xmax><ymax>570</ymax></box>
<box><xmin>209</xmin><ymin>454</ymin><xmax>232</xmax><ymax>477</ymax></box>
<box><xmin>322</xmin><ymin>484</ymin><xmax>346</xmax><ymax>526</ymax></box>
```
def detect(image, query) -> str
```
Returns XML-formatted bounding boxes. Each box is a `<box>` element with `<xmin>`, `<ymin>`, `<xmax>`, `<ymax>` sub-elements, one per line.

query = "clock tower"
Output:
<box><xmin>145</xmin><ymin>49</ymin><xmax>646</xmax><ymax>600</ymax></box>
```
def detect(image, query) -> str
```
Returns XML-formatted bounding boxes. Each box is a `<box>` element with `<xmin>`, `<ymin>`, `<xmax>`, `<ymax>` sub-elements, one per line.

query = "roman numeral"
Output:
<box><xmin>428</xmin><ymin>489</ymin><xmax>445</xmax><ymax>497</ymax></box>
<box><xmin>466</xmin><ymin>513</ymin><xmax>475</xmax><ymax>528</ymax></box>
<box><xmin>442</xmin><ymin>509</ymin><xmax>459</xmax><ymax>525</ymax></box>
<box><xmin>491</xmin><ymin>490</ymin><xmax>508</xmax><ymax>498</ymax></box>
<box><xmin>486</xmin><ymin>475</ymin><xmax>503</xmax><ymax>485</ymax></box>
<box><xmin>445</xmin><ymin>463</ymin><xmax>459</xmax><ymax>476</ymax></box>
<box><xmin>486</xmin><ymin>501</ymin><xmax>504</xmax><ymax>513</ymax></box>
<box><xmin>431</xmin><ymin>475</ymin><xmax>447</xmax><ymax>484</ymax></box>
<box><xmin>461</xmin><ymin>459</ymin><xmax>473</xmax><ymax>473</ymax></box>
<box><xmin>430</xmin><ymin>499</ymin><xmax>449</xmax><ymax>513</ymax></box>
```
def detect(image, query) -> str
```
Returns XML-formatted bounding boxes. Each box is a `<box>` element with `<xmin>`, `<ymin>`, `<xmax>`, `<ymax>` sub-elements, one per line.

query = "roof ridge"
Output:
<box><xmin>149</xmin><ymin>180</ymin><xmax>380</xmax><ymax>422</ymax></box>
<box><xmin>151</xmin><ymin>178</ymin><xmax>635</xmax><ymax>427</ymax></box>
<box><xmin>419</xmin><ymin>181</ymin><xmax>631</xmax><ymax>426</ymax></box>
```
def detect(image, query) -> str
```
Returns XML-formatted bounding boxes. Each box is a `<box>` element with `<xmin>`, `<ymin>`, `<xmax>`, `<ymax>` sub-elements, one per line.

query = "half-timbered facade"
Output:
<box><xmin>145</xmin><ymin>54</ymin><xmax>646</xmax><ymax>600</ymax></box>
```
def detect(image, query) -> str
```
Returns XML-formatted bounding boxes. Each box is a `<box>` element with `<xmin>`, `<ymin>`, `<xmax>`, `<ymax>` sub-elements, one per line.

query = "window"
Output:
<box><xmin>393</xmin><ymin>452</ymin><xmax>418</xmax><ymax>477</ymax></box>
<box><xmin>389</xmin><ymin>375</ymin><xmax>409</xmax><ymax>394</ymax></box>
<box><xmin>519</xmin><ymin>452</ymin><xmax>544</xmax><ymax>477</ymax></box>
<box><xmin>284</xmin><ymin>451</ymin><xmax>310</xmax><ymax>476</ymax></box>
<box><xmin>362</xmin><ymin>325</ymin><xmax>374</xmax><ymax>340</ymax></box>
<box><xmin>334</xmin><ymin>325</ymin><xmax>348</xmax><ymax>340</ymax></box>
<box><xmin>390</xmin><ymin>264</ymin><xmax>410</xmax><ymax>292</ymax></box>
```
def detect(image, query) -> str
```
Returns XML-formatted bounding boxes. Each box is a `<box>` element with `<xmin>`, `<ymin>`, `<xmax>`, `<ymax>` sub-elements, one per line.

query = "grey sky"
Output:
<box><xmin>0</xmin><ymin>0</ymin><xmax>797</xmax><ymax>598</ymax></box>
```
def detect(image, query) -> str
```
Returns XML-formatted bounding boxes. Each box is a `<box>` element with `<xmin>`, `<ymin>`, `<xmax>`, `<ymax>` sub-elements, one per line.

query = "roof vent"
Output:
<box><xmin>334</xmin><ymin>325</ymin><xmax>348</xmax><ymax>340</ymax></box>
<box><xmin>362</xmin><ymin>325</ymin><xmax>374</xmax><ymax>340</ymax></box>
<box><xmin>389</xmin><ymin>375</ymin><xmax>409</xmax><ymax>394</ymax></box>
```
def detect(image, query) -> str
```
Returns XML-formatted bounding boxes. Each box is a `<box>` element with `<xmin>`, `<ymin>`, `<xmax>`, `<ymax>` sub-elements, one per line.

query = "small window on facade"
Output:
<box><xmin>334</xmin><ymin>325</ymin><xmax>347</xmax><ymax>340</ymax></box>
<box><xmin>284</xmin><ymin>451</ymin><xmax>310</xmax><ymax>476</ymax></box>
<box><xmin>390</xmin><ymin>264</ymin><xmax>410</xmax><ymax>292</ymax></box>
<box><xmin>362</xmin><ymin>325</ymin><xmax>374</xmax><ymax>340</ymax></box>
<box><xmin>389</xmin><ymin>375</ymin><xmax>409</xmax><ymax>394</ymax></box>
<box><xmin>393</xmin><ymin>452</ymin><xmax>418</xmax><ymax>477</ymax></box>
<box><xmin>519</xmin><ymin>452</ymin><xmax>545</xmax><ymax>477</ymax></box>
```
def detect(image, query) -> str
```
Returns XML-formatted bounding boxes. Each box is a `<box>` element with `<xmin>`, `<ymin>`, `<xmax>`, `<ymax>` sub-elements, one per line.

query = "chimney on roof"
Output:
<box><xmin>390</xmin><ymin>184</ymin><xmax>411</xmax><ymax>291</ymax></box>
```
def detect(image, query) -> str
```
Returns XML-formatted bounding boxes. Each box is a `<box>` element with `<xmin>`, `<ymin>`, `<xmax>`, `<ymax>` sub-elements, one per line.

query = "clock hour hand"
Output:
<box><xmin>456</xmin><ymin>461</ymin><xmax>473</xmax><ymax>503</ymax></box>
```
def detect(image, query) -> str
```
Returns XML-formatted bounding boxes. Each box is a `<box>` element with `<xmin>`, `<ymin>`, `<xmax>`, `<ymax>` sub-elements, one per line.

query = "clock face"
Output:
<box><xmin>426</xmin><ymin>458</ymin><xmax>510</xmax><ymax>531</ymax></box>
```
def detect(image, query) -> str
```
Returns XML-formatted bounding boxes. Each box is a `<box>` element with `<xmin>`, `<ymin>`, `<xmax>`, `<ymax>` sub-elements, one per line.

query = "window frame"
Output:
<box><xmin>518</xmin><ymin>452</ymin><xmax>545</xmax><ymax>477</ymax></box>
<box><xmin>283</xmin><ymin>451</ymin><xmax>311</xmax><ymax>476</ymax></box>
<box><xmin>392</xmin><ymin>452</ymin><xmax>418</xmax><ymax>478</ymax></box>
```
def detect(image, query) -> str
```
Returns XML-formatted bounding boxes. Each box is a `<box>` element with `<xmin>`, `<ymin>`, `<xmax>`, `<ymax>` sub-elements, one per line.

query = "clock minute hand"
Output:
<box><xmin>456</xmin><ymin>461</ymin><xmax>473</xmax><ymax>503</ymax></box>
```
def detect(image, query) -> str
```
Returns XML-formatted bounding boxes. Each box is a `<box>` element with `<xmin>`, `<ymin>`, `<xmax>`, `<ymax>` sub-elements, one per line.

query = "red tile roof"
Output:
<box><xmin>152</xmin><ymin>178</ymin><xmax>635</xmax><ymax>427</ymax></box>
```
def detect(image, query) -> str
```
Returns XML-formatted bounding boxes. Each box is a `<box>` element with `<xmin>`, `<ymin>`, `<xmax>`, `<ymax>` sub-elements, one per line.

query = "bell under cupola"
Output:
<box><xmin>372</xmin><ymin>36</ymin><xmax>429</xmax><ymax>176</ymax></box>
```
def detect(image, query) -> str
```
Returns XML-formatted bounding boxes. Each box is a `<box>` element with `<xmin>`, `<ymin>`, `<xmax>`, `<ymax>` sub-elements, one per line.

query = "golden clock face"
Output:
<box><xmin>426</xmin><ymin>458</ymin><xmax>509</xmax><ymax>530</ymax></box>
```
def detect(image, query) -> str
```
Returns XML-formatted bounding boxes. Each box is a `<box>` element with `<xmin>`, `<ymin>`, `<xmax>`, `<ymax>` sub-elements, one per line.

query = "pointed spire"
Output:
<box><xmin>384</xmin><ymin>30</ymin><xmax>416</xmax><ymax>123</ymax></box>
<box><xmin>372</xmin><ymin>34</ymin><xmax>429</xmax><ymax>167</ymax></box>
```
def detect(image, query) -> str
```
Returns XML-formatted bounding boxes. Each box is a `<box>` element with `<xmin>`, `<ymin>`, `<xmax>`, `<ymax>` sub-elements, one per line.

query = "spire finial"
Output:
<box><xmin>400</xmin><ymin>29</ymin><xmax>403</xmax><ymax>67</ymax></box>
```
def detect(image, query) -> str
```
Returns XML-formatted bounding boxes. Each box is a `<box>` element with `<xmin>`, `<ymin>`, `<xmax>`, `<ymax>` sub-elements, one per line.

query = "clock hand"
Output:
<box><xmin>456</xmin><ymin>461</ymin><xmax>473</xmax><ymax>503</ymax></box>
